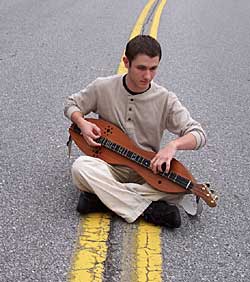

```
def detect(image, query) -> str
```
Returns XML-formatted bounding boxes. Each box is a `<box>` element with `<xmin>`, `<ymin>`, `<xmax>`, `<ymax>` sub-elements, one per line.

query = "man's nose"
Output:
<box><xmin>144</xmin><ymin>70</ymin><xmax>151</xmax><ymax>80</ymax></box>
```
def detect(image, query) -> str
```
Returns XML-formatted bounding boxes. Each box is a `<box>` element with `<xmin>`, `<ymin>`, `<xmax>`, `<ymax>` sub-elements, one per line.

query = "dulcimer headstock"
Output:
<box><xmin>192</xmin><ymin>183</ymin><xmax>218</xmax><ymax>207</ymax></box>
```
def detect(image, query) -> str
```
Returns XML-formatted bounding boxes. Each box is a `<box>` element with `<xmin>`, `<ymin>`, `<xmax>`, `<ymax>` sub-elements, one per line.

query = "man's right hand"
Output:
<box><xmin>71</xmin><ymin>112</ymin><xmax>101</xmax><ymax>147</ymax></box>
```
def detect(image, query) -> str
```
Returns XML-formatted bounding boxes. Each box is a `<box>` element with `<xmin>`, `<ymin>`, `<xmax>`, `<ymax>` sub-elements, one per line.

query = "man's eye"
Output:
<box><xmin>150</xmin><ymin>67</ymin><xmax>157</xmax><ymax>71</ymax></box>
<box><xmin>137</xmin><ymin>66</ymin><xmax>146</xmax><ymax>70</ymax></box>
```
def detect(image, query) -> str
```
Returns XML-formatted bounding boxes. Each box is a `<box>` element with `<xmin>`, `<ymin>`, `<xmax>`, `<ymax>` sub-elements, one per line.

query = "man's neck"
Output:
<box><xmin>123</xmin><ymin>74</ymin><xmax>151</xmax><ymax>95</ymax></box>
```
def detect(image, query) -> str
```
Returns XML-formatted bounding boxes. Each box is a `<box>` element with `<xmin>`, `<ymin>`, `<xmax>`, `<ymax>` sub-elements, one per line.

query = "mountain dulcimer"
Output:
<box><xmin>68</xmin><ymin>118</ymin><xmax>218</xmax><ymax>208</ymax></box>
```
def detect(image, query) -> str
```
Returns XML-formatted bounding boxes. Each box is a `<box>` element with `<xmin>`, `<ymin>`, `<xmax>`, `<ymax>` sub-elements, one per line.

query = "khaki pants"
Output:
<box><xmin>71</xmin><ymin>156</ymin><xmax>185</xmax><ymax>223</ymax></box>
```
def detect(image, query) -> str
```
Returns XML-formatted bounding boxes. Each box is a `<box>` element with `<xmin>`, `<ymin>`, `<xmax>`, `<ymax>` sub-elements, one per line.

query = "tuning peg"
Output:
<box><xmin>206</xmin><ymin>182</ymin><xmax>210</xmax><ymax>187</ymax></box>
<box><xmin>214</xmin><ymin>195</ymin><xmax>218</xmax><ymax>201</ymax></box>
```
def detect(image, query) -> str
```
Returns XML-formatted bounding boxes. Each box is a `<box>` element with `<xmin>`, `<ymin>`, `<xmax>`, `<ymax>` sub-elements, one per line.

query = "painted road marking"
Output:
<box><xmin>135</xmin><ymin>1</ymin><xmax>167</xmax><ymax>281</ymax></box>
<box><xmin>117</xmin><ymin>0</ymin><xmax>157</xmax><ymax>74</ymax></box>
<box><xmin>150</xmin><ymin>0</ymin><xmax>167</xmax><ymax>38</ymax></box>
<box><xmin>69</xmin><ymin>214</ymin><xmax>111</xmax><ymax>282</ymax></box>
<box><xmin>69</xmin><ymin>0</ymin><xmax>167</xmax><ymax>281</ymax></box>
<box><xmin>136</xmin><ymin>222</ymin><xmax>163</xmax><ymax>282</ymax></box>
<box><xmin>118</xmin><ymin>0</ymin><xmax>167</xmax><ymax>282</ymax></box>
<box><xmin>118</xmin><ymin>0</ymin><xmax>166</xmax><ymax>282</ymax></box>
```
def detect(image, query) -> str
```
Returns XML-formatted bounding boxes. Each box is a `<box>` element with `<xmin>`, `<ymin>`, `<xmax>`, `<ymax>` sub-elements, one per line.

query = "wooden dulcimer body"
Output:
<box><xmin>68</xmin><ymin>118</ymin><xmax>217</xmax><ymax>208</ymax></box>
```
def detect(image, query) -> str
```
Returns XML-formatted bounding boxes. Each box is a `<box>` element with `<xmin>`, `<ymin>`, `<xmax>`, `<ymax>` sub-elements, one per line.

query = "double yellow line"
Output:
<box><xmin>117</xmin><ymin>0</ymin><xmax>167</xmax><ymax>74</ymax></box>
<box><xmin>69</xmin><ymin>1</ymin><xmax>167</xmax><ymax>281</ymax></box>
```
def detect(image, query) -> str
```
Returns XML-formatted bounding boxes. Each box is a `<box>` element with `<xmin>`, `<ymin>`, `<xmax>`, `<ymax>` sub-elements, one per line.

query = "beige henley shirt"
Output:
<box><xmin>64</xmin><ymin>74</ymin><xmax>206</xmax><ymax>152</ymax></box>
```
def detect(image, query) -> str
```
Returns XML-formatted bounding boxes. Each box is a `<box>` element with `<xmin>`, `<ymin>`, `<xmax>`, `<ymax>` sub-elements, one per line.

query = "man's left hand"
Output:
<box><xmin>150</xmin><ymin>141</ymin><xmax>177</xmax><ymax>174</ymax></box>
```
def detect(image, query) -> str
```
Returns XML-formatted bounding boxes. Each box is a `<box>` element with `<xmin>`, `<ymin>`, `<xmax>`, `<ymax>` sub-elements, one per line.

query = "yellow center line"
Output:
<box><xmin>69</xmin><ymin>214</ymin><xmax>111</xmax><ymax>282</ymax></box>
<box><xmin>150</xmin><ymin>0</ymin><xmax>167</xmax><ymax>39</ymax></box>
<box><xmin>136</xmin><ymin>223</ymin><xmax>163</xmax><ymax>282</ymax></box>
<box><xmin>117</xmin><ymin>0</ymin><xmax>157</xmax><ymax>74</ymax></box>
<box><xmin>136</xmin><ymin>1</ymin><xmax>167</xmax><ymax>281</ymax></box>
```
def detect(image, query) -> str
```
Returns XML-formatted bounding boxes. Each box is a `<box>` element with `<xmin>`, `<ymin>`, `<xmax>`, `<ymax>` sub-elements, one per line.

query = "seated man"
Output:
<box><xmin>64</xmin><ymin>35</ymin><xmax>207</xmax><ymax>228</ymax></box>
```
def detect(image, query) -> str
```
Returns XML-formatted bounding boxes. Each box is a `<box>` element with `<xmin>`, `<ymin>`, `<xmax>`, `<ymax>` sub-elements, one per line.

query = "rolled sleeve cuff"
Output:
<box><xmin>65</xmin><ymin>106</ymin><xmax>82</xmax><ymax>120</ymax></box>
<box><xmin>190</xmin><ymin>131</ymin><xmax>207</xmax><ymax>150</ymax></box>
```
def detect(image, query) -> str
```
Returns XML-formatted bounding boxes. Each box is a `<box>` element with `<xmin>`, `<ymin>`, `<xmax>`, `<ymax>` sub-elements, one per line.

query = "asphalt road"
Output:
<box><xmin>1</xmin><ymin>0</ymin><xmax>250</xmax><ymax>281</ymax></box>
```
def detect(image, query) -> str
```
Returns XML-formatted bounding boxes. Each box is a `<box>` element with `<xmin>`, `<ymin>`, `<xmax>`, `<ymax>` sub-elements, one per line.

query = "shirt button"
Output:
<box><xmin>130</xmin><ymin>98</ymin><xmax>134</xmax><ymax>102</ymax></box>
<box><xmin>129</xmin><ymin>108</ymin><xmax>132</xmax><ymax>111</ymax></box>
<box><xmin>128</xmin><ymin>118</ymin><xmax>131</xmax><ymax>121</ymax></box>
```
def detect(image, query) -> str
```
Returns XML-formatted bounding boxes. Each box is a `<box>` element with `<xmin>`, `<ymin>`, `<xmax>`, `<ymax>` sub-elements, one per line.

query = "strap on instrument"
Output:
<box><xmin>67</xmin><ymin>134</ymin><xmax>72</xmax><ymax>158</ymax></box>
<box><xmin>66</xmin><ymin>123</ymin><xmax>81</xmax><ymax>158</ymax></box>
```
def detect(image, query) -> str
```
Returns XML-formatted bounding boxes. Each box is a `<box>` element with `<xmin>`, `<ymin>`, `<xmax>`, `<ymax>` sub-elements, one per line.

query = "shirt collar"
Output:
<box><xmin>122</xmin><ymin>74</ymin><xmax>151</xmax><ymax>95</ymax></box>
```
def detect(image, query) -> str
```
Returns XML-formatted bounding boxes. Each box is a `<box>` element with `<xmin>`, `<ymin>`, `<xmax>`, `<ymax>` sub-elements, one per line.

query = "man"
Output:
<box><xmin>64</xmin><ymin>35</ymin><xmax>206</xmax><ymax>228</ymax></box>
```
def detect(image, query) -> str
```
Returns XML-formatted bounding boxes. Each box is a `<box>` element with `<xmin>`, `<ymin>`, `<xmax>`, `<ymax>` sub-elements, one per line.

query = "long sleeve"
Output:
<box><xmin>64</xmin><ymin>80</ymin><xmax>98</xmax><ymax>120</ymax></box>
<box><xmin>165</xmin><ymin>92</ymin><xmax>207</xmax><ymax>149</ymax></box>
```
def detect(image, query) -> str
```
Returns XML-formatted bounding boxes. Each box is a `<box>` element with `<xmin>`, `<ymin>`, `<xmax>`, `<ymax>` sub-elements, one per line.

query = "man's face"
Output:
<box><xmin>124</xmin><ymin>54</ymin><xmax>160</xmax><ymax>92</ymax></box>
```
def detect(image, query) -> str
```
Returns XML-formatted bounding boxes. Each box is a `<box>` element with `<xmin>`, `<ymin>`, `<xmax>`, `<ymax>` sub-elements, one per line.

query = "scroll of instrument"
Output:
<box><xmin>68</xmin><ymin>118</ymin><xmax>218</xmax><ymax>208</ymax></box>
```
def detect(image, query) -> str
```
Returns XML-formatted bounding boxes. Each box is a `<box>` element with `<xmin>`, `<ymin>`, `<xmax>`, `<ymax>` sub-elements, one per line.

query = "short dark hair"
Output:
<box><xmin>125</xmin><ymin>35</ymin><xmax>162</xmax><ymax>63</ymax></box>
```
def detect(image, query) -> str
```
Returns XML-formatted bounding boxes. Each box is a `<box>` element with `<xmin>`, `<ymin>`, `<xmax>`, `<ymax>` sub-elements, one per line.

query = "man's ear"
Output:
<box><xmin>123</xmin><ymin>56</ymin><xmax>129</xmax><ymax>69</ymax></box>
